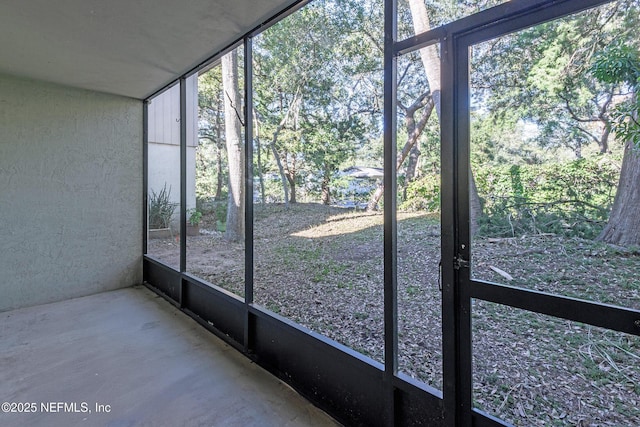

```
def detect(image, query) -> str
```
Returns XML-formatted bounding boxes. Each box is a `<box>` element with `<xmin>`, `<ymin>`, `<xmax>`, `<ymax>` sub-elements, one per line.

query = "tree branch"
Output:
<box><xmin>224</xmin><ymin>89</ymin><xmax>245</xmax><ymax>127</ymax></box>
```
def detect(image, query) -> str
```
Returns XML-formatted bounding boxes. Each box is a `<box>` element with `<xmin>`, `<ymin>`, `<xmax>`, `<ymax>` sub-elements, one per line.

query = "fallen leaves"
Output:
<box><xmin>148</xmin><ymin>204</ymin><xmax>640</xmax><ymax>426</ymax></box>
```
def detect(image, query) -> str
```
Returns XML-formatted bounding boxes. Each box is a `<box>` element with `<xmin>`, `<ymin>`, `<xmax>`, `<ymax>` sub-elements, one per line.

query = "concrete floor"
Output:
<box><xmin>0</xmin><ymin>286</ymin><xmax>340</xmax><ymax>427</ymax></box>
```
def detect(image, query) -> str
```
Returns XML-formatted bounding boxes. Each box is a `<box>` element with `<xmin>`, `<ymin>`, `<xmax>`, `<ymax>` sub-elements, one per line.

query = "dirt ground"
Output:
<box><xmin>147</xmin><ymin>203</ymin><xmax>640</xmax><ymax>426</ymax></box>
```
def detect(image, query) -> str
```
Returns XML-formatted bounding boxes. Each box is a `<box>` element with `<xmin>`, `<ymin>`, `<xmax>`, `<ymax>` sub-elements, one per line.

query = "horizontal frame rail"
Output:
<box><xmin>471</xmin><ymin>280</ymin><xmax>640</xmax><ymax>337</ymax></box>
<box><xmin>394</xmin><ymin>0</ymin><xmax>613</xmax><ymax>57</ymax></box>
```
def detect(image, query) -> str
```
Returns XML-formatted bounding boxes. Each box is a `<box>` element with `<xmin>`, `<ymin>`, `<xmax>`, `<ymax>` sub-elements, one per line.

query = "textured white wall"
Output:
<box><xmin>0</xmin><ymin>74</ymin><xmax>143</xmax><ymax>312</ymax></box>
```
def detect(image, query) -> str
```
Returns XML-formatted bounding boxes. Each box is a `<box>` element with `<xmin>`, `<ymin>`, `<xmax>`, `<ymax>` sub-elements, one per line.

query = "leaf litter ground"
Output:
<box><xmin>148</xmin><ymin>203</ymin><xmax>640</xmax><ymax>426</ymax></box>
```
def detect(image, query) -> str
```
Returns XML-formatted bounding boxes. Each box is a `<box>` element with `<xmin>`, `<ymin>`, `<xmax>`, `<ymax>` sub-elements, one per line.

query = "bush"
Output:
<box><xmin>399</xmin><ymin>155</ymin><xmax>620</xmax><ymax>239</ymax></box>
<box><xmin>400</xmin><ymin>174</ymin><xmax>440</xmax><ymax>212</ymax></box>
<box><xmin>149</xmin><ymin>183</ymin><xmax>177</xmax><ymax>229</ymax></box>
<box><xmin>214</xmin><ymin>201</ymin><xmax>227</xmax><ymax>223</ymax></box>
<box><xmin>475</xmin><ymin>156</ymin><xmax>620</xmax><ymax>238</ymax></box>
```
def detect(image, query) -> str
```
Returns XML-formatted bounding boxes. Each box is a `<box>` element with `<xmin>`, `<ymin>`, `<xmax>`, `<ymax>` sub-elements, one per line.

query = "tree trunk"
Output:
<box><xmin>321</xmin><ymin>170</ymin><xmax>331</xmax><ymax>205</ymax></box>
<box><xmin>407</xmin><ymin>0</ymin><xmax>441</xmax><ymax>118</ymax></box>
<box><xmin>408</xmin><ymin>0</ymin><xmax>482</xmax><ymax>234</ymax></box>
<box><xmin>221</xmin><ymin>51</ymin><xmax>245</xmax><ymax>242</ymax></box>
<box><xmin>214</xmin><ymin>94</ymin><xmax>224</xmax><ymax>201</ymax></box>
<box><xmin>469</xmin><ymin>173</ymin><xmax>482</xmax><ymax>236</ymax></box>
<box><xmin>600</xmin><ymin>125</ymin><xmax>610</xmax><ymax>154</ymax></box>
<box><xmin>366</xmin><ymin>94</ymin><xmax>434</xmax><ymax>211</ymax></box>
<box><xmin>597</xmin><ymin>139</ymin><xmax>640</xmax><ymax>246</ymax></box>
<box><xmin>404</xmin><ymin>141</ymin><xmax>421</xmax><ymax>199</ymax></box>
<box><xmin>215</xmin><ymin>146</ymin><xmax>223</xmax><ymax>200</ymax></box>
<box><xmin>284</xmin><ymin>153</ymin><xmax>298</xmax><ymax>204</ymax></box>
<box><xmin>287</xmin><ymin>173</ymin><xmax>297</xmax><ymax>203</ymax></box>
<box><xmin>270</xmin><ymin>143</ymin><xmax>289</xmax><ymax>207</ymax></box>
<box><xmin>253</xmin><ymin>109</ymin><xmax>266</xmax><ymax>204</ymax></box>
<box><xmin>366</xmin><ymin>183</ymin><xmax>384</xmax><ymax>211</ymax></box>
<box><xmin>266</xmin><ymin>89</ymin><xmax>302</xmax><ymax>208</ymax></box>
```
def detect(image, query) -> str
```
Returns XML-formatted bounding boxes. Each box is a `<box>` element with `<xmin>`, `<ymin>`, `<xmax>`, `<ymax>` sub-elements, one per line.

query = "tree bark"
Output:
<box><xmin>215</xmin><ymin>88</ymin><xmax>224</xmax><ymax>201</ymax></box>
<box><xmin>402</xmin><ymin>94</ymin><xmax>432</xmax><ymax>192</ymax></box>
<box><xmin>408</xmin><ymin>0</ymin><xmax>482</xmax><ymax>234</ymax></box>
<box><xmin>597</xmin><ymin>139</ymin><xmax>640</xmax><ymax>246</ymax></box>
<box><xmin>600</xmin><ymin>126</ymin><xmax>610</xmax><ymax>154</ymax></box>
<box><xmin>366</xmin><ymin>183</ymin><xmax>384</xmax><ymax>211</ymax></box>
<box><xmin>270</xmin><ymin>143</ymin><xmax>289</xmax><ymax>206</ymax></box>
<box><xmin>222</xmin><ymin>51</ymin><xmax>245</xmax><ymax>241</ymax></box>
<box><xmin>469</xmin><ymin>173</ymin><xmax>482</xmax><ymax>236</ymax></box>
<box><xmin>267</xmin><ymin>88</ymin><xmax>302</xmax><ymax>208</ymax></box>
<box><xmin>253</xmin><ymin>109</ymin><xmax>266</xmax><ymax>204</ymax></box>
<box><xmin>286</xmin><ymin>169</ymin><xmax>297</xmax><ymax>203</ymax></box>
<box><xmin>215</xmin><ymin>145</ymin><xmax>223</xmax><ymax>200</ymax></box>
<box><xmin>321</xmin><ymin>170</ymin><xmax>331</xmax><ymax>205</ymax></box>
<box><xmin>407</xmin><ymin>0</ymin><xmax>441</xmax><ymax>118</ymax></box>
<box><xmin>366</xmin><ymin>94</ymin><xmax>434</xmax><ymax>211</ymax></box>
<box><xmin>404</xmin><ymin>142</ymin><xmax>421</xmax><ymax>199</ymax></box>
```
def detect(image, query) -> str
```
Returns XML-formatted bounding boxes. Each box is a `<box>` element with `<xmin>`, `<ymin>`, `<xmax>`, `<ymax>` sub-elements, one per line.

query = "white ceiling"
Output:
<box><xmin>0</xmin><ymin>0</ymin><xmax>298</xmax><ymax>99</ymax></box>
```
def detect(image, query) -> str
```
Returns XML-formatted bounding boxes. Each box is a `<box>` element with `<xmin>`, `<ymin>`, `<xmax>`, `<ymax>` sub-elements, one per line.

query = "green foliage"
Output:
<box><xmin>608</xmin><ymin>97</ymin><xmax>640</xmax><ymax>147</ymax></box>
<box><xmin>214</xmin><ymin>202</ymin><xmax>227</xmax><ymax>223</ymax></box>
<box><xmin>148</xmin><ymin>183</ymin><xmax>177</xmax><ymax>229</ymax></box>
<box><xmin>591</xmin><ymin>42</ymin><xmax>640</xmax><ymax>86</ymax></box>
<box><xmin>303</xmin><ymin>114</ymin><xmax>364</xmax><ymax>201</ymax></box>
<box><xmin>197</xmin><ymin>67</ymin><xmax>229</xmax><ymax>201</ymax></box>
<box><xmin>471</xmin><ymin>1</ymin><xmax>639</xmax><ymax>156</ymax></box>
<box><xmin>209</xmin><ymin>201</ymin><xmax>227</xmax><ymax>232</ymax></box>
<box><xmin>400</xmin><ymin>155</ymin><xmax>620</xmax><ymax>239</ymax></box>
<box><xmin>591</xmin><ymin>41</ymin><xmax>640</xmax><ymax>147</ymax></box>
<box><xmin>475</xmin><ymin>156</ymin><xmax>620</xmax><ymax>238</ymax></box>
<box><xmin>400</xmin><ymin>174</ymin><xmax>440</xmax><ymax>212</ymax></box>
<box><xmin>187</xmin><ymin>208</ymin><xmax>202</xmax><ymax>226</ymax></box>
<box><xmin>253</xmin><ymin>0</ymin><xmax>383</xmax><ymax>203</ymax></box>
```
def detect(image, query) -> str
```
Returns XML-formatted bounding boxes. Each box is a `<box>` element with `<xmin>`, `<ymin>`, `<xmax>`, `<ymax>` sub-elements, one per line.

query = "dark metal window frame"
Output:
<box><xmin>435</xmin><ymin>1</ymin><xmax>630</xmax><ymax>425</ymax></box>
<box><xmin>142</xmin><ymin>0</ymin><xmax>638</xmax><ymax>425</ymax></box>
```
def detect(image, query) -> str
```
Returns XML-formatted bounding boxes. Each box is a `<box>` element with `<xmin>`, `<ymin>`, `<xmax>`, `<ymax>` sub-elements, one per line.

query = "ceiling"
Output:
<box><xmin>0</xmin><ymin>0</ymin><xmax>298</xmax><ymax>99</ymax></box>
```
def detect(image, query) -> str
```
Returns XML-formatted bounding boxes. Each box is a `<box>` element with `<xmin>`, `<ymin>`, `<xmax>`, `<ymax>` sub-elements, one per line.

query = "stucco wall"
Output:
<box><xmin>0</xmin><ymin>74</ymin><xmax>143</xmax><ymax>312</ymax></box>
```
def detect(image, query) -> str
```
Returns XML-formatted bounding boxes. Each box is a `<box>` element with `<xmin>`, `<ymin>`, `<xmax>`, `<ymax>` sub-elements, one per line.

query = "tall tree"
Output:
<box><xmin>366</xmin><ymin>73</ymin><xmax>436</xmax><ymax>211</ymax></box>
<box><xmin>222</xmin><ymin>50</ymin><xmax>245</xmax><ymax>241</ymax></box>
<box><xmin>254</xmin><ymin>8</ymin><xmax>314</xmax><ymax>204</ymax></box>
<box><xmin>468</xmin><ymin>0</ymin><xmax>640</xmax><ymax>243</ymax></box>
<box><xmin>471</xmin><ymin>2</ymin><xmax>637</xmax><ymax>157</ymax></box>
<box><xmin>198</xmin><ymin>68</ymin><xmax>227</xmax><ymax>201</ymax></box>
<box><xmin>361</xmin><ymin>0</ymin><xmax>484</xmax><ymax>230</ymax></box>
<box><xmin>591</xmin><ymin>42</ymin><xmax>640</xmax><ymax>245</ymax></box>
<box><xmin>304</xmin><ymin>114</ymin><xmax>363</xmax><ymax>204</ymax></box>
<box><xmin>255</xmin><ymin>0</ymin><xmax>381</xmax><ymax>204</ymax></box>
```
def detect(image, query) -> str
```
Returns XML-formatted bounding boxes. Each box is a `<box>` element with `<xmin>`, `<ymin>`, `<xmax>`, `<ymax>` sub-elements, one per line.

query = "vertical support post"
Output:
<box><xmin>244</xmin><ymin>37</ymin><xmax>255</xmax><ymax>354</ymax></box>
<box><xmin>143</xmin><ymin>101</ymin><xmax>149</xmax><ymax>255</ymax></box>
<box><xmin>179</xmin><ymin>77</ymin><xmax>187</xmax><ymax>307</ymax></box>
<box><xmin>441</xmin><ymin>33</ymin><xmax>473</xmax><ymax>426</ymax></box>
<box><xmin>454</xmin><ymin>38</ymin><xmax>473</xmax><ymax>427</ymax></box>
<box><xmin>383</xmin><ymin>0</ymin><xmax>398</xmax><ymax>424</ymax></box>
<box><xmin>440</xmin><ymin>32</ymin><xmax>458</xmax><ymax>426</ymax></box>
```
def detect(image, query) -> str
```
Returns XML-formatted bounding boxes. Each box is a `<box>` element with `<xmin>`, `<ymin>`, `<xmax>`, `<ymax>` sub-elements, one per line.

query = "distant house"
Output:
<box><xmin>341</xmin><ymin>165</ymin><xmax>384</xmax><ymax>179</ymax></box>
<box><xmin>333</xmin><ymin>166</ymin><xmax>384</xmax><ymax>208</ymax></box>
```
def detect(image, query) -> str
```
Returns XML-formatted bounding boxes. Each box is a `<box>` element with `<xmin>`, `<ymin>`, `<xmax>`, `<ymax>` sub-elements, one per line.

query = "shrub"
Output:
<box><xmin>399</xmin><ymin>155</ymin><xmax>620</xmax><ymax>239</ymax></box>
<box><xmin>187</xmin><ymin>208</ymin><xmax>202</xmax><ymax>226</ymax></box>
<box><xmin>475</xmin><ymin>156</ymin><xmax>619</xmax><ymax>238</ymax></box>
<box><xmin>149</xmin><ymin>183</ymin><xmax>177</xmax><ymax>229</ymax></box>
<box><xmin>400</xmin><ymin>174</ymin><xmax>440</xmax><ymax>212</ymax></box>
